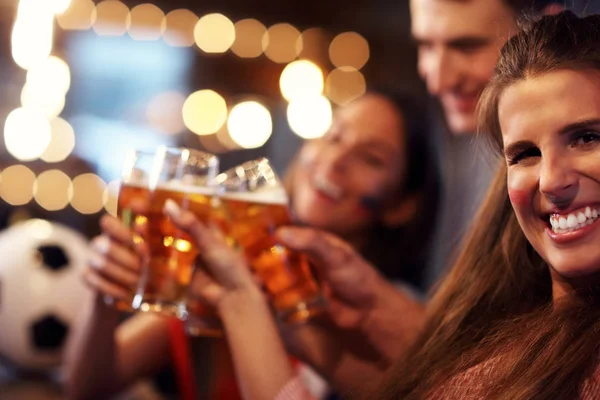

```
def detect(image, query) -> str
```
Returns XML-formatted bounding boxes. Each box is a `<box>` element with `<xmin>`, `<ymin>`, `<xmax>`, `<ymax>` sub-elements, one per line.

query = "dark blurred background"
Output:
<box><xmin>0</xmin><ymin>0</ymin><xmax>430</xmax><ymax>240</ymax></box>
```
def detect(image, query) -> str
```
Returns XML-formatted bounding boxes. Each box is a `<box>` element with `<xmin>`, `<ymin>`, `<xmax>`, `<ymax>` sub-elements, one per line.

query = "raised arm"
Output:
<box><xmin>275</xmin><ymin>227</ymin><xmax>426</xmax><ymax>397</ymax></box>
<box><xmin>164</xmin><ymin>199</ymin><xmax>315</xmax><ymax>400</ymax></box>
<box><xmin>64</xmin><ymin>216</ymin><xmax>172</xmax><ymax>400</ymax></box>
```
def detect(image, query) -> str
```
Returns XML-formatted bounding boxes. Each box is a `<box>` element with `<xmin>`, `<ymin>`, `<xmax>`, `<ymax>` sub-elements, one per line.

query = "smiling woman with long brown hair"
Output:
<box><xmin>378</xmin><ymin>10</ymin><xmax>600</xmax><ymax>399</ymax></box>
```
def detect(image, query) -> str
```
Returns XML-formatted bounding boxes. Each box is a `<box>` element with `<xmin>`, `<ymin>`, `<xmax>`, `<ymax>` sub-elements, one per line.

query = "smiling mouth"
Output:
<box><xmin>546</xmin><ymin>206</ymin><xmax>600</xmax><ymax>234</ymax></box>
<box><xmin>313</xmin><ymin>176</ymin><xmax>343</xmax><ymax>201</ymax></box>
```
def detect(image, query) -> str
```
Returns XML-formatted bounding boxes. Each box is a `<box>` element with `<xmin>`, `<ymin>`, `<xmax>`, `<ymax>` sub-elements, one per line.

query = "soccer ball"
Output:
<box><xmin>0</xmin><ymin>219</ymin><xmax>91</xmax><ymax>371</ymax></box>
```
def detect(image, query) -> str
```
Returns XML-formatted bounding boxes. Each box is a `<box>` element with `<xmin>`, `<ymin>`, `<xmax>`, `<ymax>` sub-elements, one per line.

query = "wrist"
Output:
<box><xmin>217</xmin><ymin>286</ymin><xmax>268</xmax><ymax>320</ymax></box>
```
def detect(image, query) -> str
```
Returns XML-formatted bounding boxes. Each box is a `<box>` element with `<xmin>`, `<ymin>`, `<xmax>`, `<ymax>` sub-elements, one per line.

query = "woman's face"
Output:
<box><xmin>499</xmin><ymin>69</ymin><xmax>600</xmax><ymax>290</ymax></box>
<box><xmin>291</xmin><ymin>94</ymin><xmax>407</xmax><ymax>236</ymax></box>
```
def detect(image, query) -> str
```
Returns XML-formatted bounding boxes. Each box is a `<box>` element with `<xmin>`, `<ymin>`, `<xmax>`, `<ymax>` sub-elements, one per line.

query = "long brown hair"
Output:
<box><xmin>378</xmin><ymin>11</ymin><xmax>600</xmax><ymax>400</ymax></box>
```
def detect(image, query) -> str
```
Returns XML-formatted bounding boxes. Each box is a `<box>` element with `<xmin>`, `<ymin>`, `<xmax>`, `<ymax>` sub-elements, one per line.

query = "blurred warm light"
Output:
<box><xmin>146</xmin><ymin>91</ymin><xmax>186</xmax><ymax>135</ymax></box>
<box><xmin>216</xmin><ymin>122</ymin><xmax>242</xmax><ymax>151</ymax></box>
<box><xmin>287</xmin><ymin>95</ymin><xmax>332</xmax><ymax>139</ymax></box>
<box><xmin>33</xmin><ymin>170</ymin><xmax>72</xmax><ymax>211</ymax></box>
<box><xmin>163</xmin><ymin>9</ymin><xmax>197</xmax><ymax>47</ymax></box>
<box><xmin>103</xmin><ymin>180</ymin><xmax>120</xmax><ymax>217</ymax></box>
<box><xmin>198</xmin><ymin>133</ymin><xmax>232</xmax><ymax>154</ymax></box>
<box><xmin>21</xmin><ymin>84</ymin><xmax>66</xmax><ymax>119</ymax></box>
<box><xmin>194</xmin><ymin>13</ymin><xmax>235</xmax><ymax>53</ymax></box>
<box><xmin>227</xmin><ymin>101</ymin><xmax>272</xmax><ymax>149</ymax></box>
<box><xmin>51</xmin><ymin>0</ymin><xmax>72</xmax><ymax>14</ymax></box>
<box><xmin>57</xmin><ymin>0</ymin><xmax>97</xmax><ymax>30</ymax></box>
<box><xmin>231</xmin><ymin>19</ymin><xmax>266</xmax><ymax>58</ymax></box>
<box><xmin>70</xmin><ymin>174</ymin><xmax>107</xmax><ymax>214</ymax></box>
<box><xmin>325</xmin><ymin>67</ymin><xmax>367</xmax><ymax>106</ymax></box>
<box><xmin>279</xmin><ymin>60</ymin><xmax>323</xmax><ymax>101</ymax></box>
<box><xmin>128</xmin><ymin>4</ymin><xmax>166</xmax><ymax>41</ymax></box>
<box><xmin>0</xmin><ymin>165</ymin><xmax>35</xmax><ymax>206</ymax></box>
<box><xmin>4</xmin><ymin>108</ymin><xmax>51</xmax><ymax>161</ymax></box>
<box><xmin>297</xmin><ymin>28</ymin><xmax>331</xmax><ymax>66</ymax></box>
<box><xmin>182</xmin><ymin>90</ymin><xmax>228</xmax><ymax>135</ymax></box>
<box><xmin>11</xmin><ymin>12</ymin><xmax>54</xmax><ymax>70</ymax></box>
<box><xmin>93</xmin><ymin>0</ymin><xmax>131</xmax><ymax>36</ymax></box>
<box><xmin>26</xmin><ymin>56</ymin><xmax>71</xmax><ymax>95</ymax></box>
<box><xmin>329</xmin><ymin>32</ymin><xmax>370</xmax><ymax>70</ymax></box>
<box><xmin>41</xmin><ymin>118</ymin><xmax>76</xmax><ymax>163</ymax></box>
<box><xmin>263</xmin><ymin>23</ymin><xmax>301</xmax><ymax>64</ymax></box>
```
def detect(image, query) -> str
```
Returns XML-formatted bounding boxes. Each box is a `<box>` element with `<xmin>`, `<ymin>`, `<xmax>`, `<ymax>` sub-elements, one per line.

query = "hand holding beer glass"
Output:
<box><xmin>132</xmin><ymin>147</ymin><xmax>218</xmax><ymax>319</ymax></box>
<box><xmin>106</xmin><ymin>150</ymin><xmax>154</xmax><ymax>311</ymax></box>
<box><xmin>216</xmin><ymin>158</ymin><xmax>326</xmax><ymax>323</ymax></box>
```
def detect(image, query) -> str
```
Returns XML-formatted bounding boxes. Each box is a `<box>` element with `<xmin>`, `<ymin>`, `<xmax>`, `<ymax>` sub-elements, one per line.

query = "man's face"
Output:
<box><xmin>410</xmin><ymin>0</ymin><xmax>516</xmax><ymax>135</ymax></box>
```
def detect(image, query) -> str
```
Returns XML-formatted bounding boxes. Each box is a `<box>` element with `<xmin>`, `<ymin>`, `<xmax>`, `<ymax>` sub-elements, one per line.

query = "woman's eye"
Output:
<box><xmin>571</xmin><ymin>130</ymin><xmax>600</xmax><ymax>148</ymax></box>
<box><xmin>360</xmin><ymin>153</ymin><xmax>386</xmax><ymax>167</ymax></box>
<box><xmin>507</xmin><ymin>147</ymin><xmax>541</xmax><ymax>165</ymax></box>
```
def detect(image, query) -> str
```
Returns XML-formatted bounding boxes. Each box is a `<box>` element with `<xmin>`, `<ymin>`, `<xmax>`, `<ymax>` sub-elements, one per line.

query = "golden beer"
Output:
<box><xmin>134</xmin><ymin>183</ymin><xmax>215</xmax><ymax>318</ymax></box>
<box><xmin>113</xmin><ymin>182</ymin><xmax>150</xmax><ymax>312</ymax></box>
<box><xmin>221</xmin><ymin>189</ymin><xmax>323</xmax><ymax>323</ymax></box>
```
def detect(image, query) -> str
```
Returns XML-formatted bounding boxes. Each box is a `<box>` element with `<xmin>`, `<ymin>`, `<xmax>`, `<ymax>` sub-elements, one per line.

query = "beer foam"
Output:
<box><xmin>157</xmin><ymin>181</ymin><xmax>216</xmax><ymax>196</ymax></box>
<box><xmin>221</xmin><ymin>186</ymin><xmax>289</xmax><ymax>205</ymax></box>
<box><xmin>121</xmin><ymin>180</ymin><xmax>216</xmax><ymax>196</ymax></box>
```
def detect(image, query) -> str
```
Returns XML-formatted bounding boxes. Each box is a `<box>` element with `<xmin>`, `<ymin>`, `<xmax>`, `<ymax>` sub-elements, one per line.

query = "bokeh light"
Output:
<box><xmin>231</xmin><ymin>19</ymin><xmax>266</xmax><ymax>58</ymax></box>
<box><xmin>182</xmin><ymin>90</ymin><xmax>228</xmax><ymax>135</ymax></box>
<box><xmin>279</xmin><ymin>60</ymin><xmax>324</xmax><ymax>101</ymax></box>
<box><xmin>146</xmin><ymin>91</ymin><xmax>186</xmax><ymax>135</ymax></box>
<box><xmin>287</xmin><ymin>95</ymin><xmax>332</xmax><ymax>139</ymax></box>
<box><xmin>0</xmin><ymin>165</ymin><xmax>35</xmax><ymax>206</ymax></box>
<box><xmin>325</xmin><ymin>67</ymin><xmax>367</xmax><ymax>106</ymax></box>
<box><xmin>41</xmin><ymin>118</ymin><xmax>76</xmax><ymax>163</ymax></box>
<box><xmin>51</xmin><ymin>0</ymin><xmax>73</xmax><ymax>14</ymax></box>
<box><xmin>163</xmin><ymin>9</ymin><xmax>197</xmax><ymax>47</ymax></box>
<box><xmin>103</xmin><ymin>180</ymin><xmax>120</xmax><ymax>217</ymax></box>
<box><xmin>329</xmin><ymin>32</ymin><xmax>370</xmax><ymax>70</ymax></box>
<box><xmin>11</xmin><ymin>11</ymin><xmax>54</xmax><ymax>70</ymax></box>
<box><xmin>227</xmin><ymin>101</ymin><xmax>272</xmax><ymax>149</ymax></box>
<box><xmin>26</xmin><ymin>56</ymin><xmax>71</xmax><ymax>95</ymax></box>
<box><xmin>21</xmin><ymin>84</ymin><xmax>66</xmax><ymax>119</ymax></box>
<box><xmin>194</xmin><ymin>13</ymin><xmax>235</xmax><ymax>54</ymax></box>
<box><xmin>4</xmin><ymin>108</ymin><xmax>51</xmax><ymax>161</ymax></box>
<box><xmin>297</xmin><ymin>28</ymin><xmax>331</xmax><ymax>66</ymax></box>
<box><xmin>198</xmin><ymin>133</ymin><xmax>233</xmax><ymax>154</ymax></box>
<box><xmin>33</xmin><ymin>170</ymin><xmax>72</xmax><ymax>211</ymax></box>
<box><xmin>263</xmin><ymin>23</ymin><xmax>301</xmax><ymax>64</ymax></box>
<box><xmin>70</xmin><ymin>174</ymin><xmax>107</xmax><ymax>214</ymax></box>
<box><xmin>128</xmin><ymin>4</ymin><xmax>166</xmax><ymax>41</ymax></box>
<box><xmin>57</xmin><ymin>0</ymin><xmax>97</xmax><ymax>30</ymax></box>
<box><xmin>93</xmin><ymin>0</ymin><xmax>130</xmax><ymax>36</ymax></box>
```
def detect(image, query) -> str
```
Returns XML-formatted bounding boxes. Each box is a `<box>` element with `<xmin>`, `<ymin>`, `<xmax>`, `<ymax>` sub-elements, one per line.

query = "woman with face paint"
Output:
<box><xmin>63</xmin><ymin>91</ymin><xmax>440</xmax><ymax>400</ymax></box>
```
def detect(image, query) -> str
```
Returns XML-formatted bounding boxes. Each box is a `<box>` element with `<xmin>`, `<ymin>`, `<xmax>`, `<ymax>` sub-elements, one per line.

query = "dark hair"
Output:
<box><xmin>360</xmin><ymin>88</ymin><xmax>440</xmax><ymax>289</ymax></box>
<box><xmin>505</xmin><ymin>0</ymin><xmax>562</xmax><ymax>13</ymax></box>
<box><xmin>378</xmin><ymin>11</ymin><xmax>600</xmax><ymax>400</ymax></box>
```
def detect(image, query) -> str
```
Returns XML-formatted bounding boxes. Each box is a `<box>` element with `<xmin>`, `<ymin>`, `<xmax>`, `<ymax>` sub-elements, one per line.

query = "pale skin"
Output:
<box><xmin>499</xmin><ymin>69</ymin><xmax>600</xmax><ymax>301</ymax></box>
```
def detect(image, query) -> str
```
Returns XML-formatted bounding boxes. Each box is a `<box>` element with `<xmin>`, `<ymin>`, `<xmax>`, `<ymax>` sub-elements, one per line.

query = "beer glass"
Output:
<box><xmin>132</xmin><ymin>147</ymin><xmax>218</xmax><ymax>319</ymax></box>
<box><xmin>106</xmin><ymin>149</ymin><xmax>154</xmax><ymax>312</ymax></box>
<box><xmin>216</xmin><ymin>158</ymin><xmax>326</xmax><ymax>323</ymax></box>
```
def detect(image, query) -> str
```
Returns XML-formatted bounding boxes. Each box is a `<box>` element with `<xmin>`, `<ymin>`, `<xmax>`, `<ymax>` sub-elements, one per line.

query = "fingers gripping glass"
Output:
<box><xmin>131</xmin><ymin>147</ymin><xmax>219</xmax><ymax>319</ymax></box>
<box><xmin>108</xmin><ymin>150</ymin><xmax>155</xmax><ymax>312</ymax></box>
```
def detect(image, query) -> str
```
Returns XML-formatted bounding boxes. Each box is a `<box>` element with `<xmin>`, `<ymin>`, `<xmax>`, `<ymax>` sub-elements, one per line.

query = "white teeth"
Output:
<box><xmin>314</xmin><ymin>177</ymin><xmax>342</xmax><ymax>200</ymax></box>
<box><xmin>550</xmin><ymin>206</ymin><xmax>600</xmax><ymax>234</ymax></box>
<box><xmin>559</xmin><ymin>217</ymin><xmax>568</xmax><ymax>229</ymax></box>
